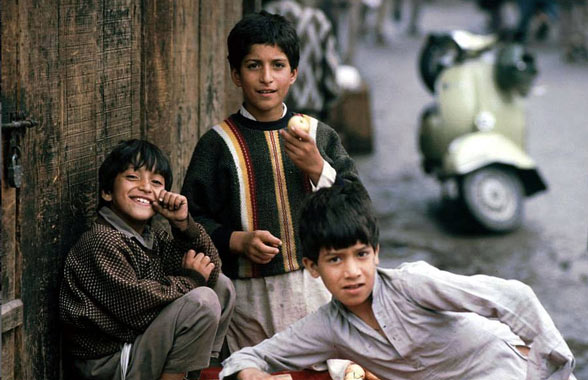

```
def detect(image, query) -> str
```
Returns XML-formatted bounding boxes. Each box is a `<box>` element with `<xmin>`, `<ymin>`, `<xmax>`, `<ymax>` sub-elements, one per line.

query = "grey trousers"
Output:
<box><xmin>73</xmin><ymin>274</ymin><xmax>235</xmax><ymax>379</ymax></box>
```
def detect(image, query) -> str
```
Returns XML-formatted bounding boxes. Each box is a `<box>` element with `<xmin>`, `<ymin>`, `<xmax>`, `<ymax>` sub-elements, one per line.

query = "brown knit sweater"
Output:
<box><xmin>59</xmin><ymin>215</ymin><xmax>221</xmax><ymax>359</ymax></box>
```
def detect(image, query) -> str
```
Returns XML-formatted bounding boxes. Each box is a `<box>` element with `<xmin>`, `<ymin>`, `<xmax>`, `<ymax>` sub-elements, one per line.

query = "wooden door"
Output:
<box><xmin>1</xmin><ymin>1</ymin><xmax>242</xmax><ymax>379</ymax></box>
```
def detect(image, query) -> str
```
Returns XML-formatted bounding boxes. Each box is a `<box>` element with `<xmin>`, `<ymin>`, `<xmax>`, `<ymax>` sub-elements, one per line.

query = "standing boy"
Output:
<box><xmin>219</xmin><ymin>182</ymin><xmax>576</xmax><ymax>380</ymax></box>
<box><xmin>59</xmin><ymin>139</ymin><xmax>235</xmax><ymax>380</ymax></box>
<box><xmin>181</xmin><ymin>11</ymin><xmax>361</xmax><ymax>354</ymax></box>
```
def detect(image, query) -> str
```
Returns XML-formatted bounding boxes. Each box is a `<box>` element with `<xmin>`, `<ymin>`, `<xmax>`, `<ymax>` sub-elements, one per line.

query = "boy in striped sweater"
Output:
<box><xmin>181</xmin><ymin>11</ymin><xmax>362</xmax><ymax>372</ymax></box>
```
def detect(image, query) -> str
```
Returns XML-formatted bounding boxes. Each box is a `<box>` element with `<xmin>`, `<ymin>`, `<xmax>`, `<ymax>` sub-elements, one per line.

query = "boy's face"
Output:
<box><xmin>101</xmin><ymin>165</ymin><xmax>165</xmax><ymax>233</ymax></box>
<box><xmin>303</xmin><ymin>242</ymin><xmax>379</xmax><ymax>314</ymax></box>
<box><xmin>231</xmin><ymin>43</ymin><xmax>298</xmax><ymax>122</ymax></box>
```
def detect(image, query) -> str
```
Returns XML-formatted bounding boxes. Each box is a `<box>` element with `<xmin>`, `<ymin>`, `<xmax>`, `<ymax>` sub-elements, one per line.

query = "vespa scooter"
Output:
<box><xmin>418</xmin><ymin>30</ymin><xmax>547</xmax><ymax>232</ymax></box>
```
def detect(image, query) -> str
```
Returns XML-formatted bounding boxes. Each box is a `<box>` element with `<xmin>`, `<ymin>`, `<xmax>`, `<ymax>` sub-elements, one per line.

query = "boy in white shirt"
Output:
<box><xmin>220</xmin><ymin>182</ymin><xmax>575</xmax><ymax>380</ymax></box>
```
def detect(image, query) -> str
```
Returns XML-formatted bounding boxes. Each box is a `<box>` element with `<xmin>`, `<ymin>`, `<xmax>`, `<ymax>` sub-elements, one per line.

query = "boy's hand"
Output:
<box><xmin>152</xmin><ymin>190</ymin><xmax>189</xmax><ymax>231</ymax></box>
<box><xmin>280</xmin><ymin>127</ymin><xmax>324</xmax><ymax>185</ymax></box>
<box><xmin>237</xmin><ymin>368</ymin><xmax>273</xmax><ymax>380</ymax></box>
<box><xmin>182</xmin><ymin>249</ymin><xmax>215</xmax><ymax>281</ymax></box>
<box><xmin>344</xmin><ymin>363</ymin><xmax>380</xmax><ymax>380</ymax></box>
<box><xmin>230</xmin><ymin>231</ymin><xmax>281</xmax><ymax>264</ymax></box>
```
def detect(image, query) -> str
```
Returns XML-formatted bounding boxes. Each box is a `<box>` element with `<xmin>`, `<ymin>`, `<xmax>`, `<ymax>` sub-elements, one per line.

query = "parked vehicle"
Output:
<box><xmin>418</xmin><ymin>30</ymin><xmax>547</xmax><ymax>232</ymax></box>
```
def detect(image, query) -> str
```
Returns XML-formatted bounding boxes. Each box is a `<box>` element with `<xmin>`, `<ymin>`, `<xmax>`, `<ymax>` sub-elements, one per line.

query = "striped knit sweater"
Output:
<box><xmin>182</xmin><ymin>111</ymin><xmax>360</xmax><ymax>279</ymax></box>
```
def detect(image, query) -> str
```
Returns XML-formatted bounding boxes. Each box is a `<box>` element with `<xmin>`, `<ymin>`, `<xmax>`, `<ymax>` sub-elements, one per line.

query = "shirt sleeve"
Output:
<box><xmin>397</xmin><ymin>261</ymin><xmax>575</xmax><ymax>380</ymax></box>
<box><xmin>311</xmin><ymin>159</ymin><xmax>337</xmax><ymax>191</ymax></box>
<box><xmin>219</xmin><ymin>308</ymin><xmax>336</xmax><ymax>379</ymax></box>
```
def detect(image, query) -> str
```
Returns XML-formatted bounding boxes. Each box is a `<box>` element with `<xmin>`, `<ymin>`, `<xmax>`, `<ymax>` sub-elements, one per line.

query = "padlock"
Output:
<box><xmin>8</xmin><ymin>152</ymin><xmax>23</xmax><ymax>188</ymax></box>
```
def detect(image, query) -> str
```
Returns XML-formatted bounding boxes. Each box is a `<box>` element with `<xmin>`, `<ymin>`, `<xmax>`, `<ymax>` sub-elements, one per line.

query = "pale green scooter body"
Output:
<box><xmin>420</xmin><ymin>60</ymin><xmax>525</xmax><ymax>172</ymax></box>
<box><xmin>418</xmin><ymin>32</ymin><xmax>546</xmax><ymax>231</ymax></box>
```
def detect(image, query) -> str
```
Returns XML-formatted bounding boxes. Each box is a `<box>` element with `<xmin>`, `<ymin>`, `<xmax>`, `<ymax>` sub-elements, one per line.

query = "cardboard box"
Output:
<box><xmin>328</xmin><ymin>82</ymin><xmax>374</xmax><ymax>154</ymax></box>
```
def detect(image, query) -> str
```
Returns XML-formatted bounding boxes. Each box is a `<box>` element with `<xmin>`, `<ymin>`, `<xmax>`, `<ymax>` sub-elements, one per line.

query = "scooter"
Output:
<box><xmin>417</xmin><ymin>30</ymin><xmax>547</xmax><ymax>232</ymax></box>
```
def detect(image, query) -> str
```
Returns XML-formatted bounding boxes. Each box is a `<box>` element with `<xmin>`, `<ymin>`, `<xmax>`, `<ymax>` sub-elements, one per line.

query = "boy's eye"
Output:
<box><xmin>125</xmin><ymin>174</ymin><xmax>139</xmax><ymax>180</ymax></box>
<box><xmin>151</xmin><ymin>179</ymin><xmax>163</xmax><ymax>186</ymax></box>
<box><xmin>357</xmin><ymin>251</ymin><xmax>370</xmax><ymax>258</ymax></box>
<box><xmin>273</xmin><ymin>61</ymin><xmax>286</xmax><ymax>68</ymax></box>
<box><xmin>246</xmin><ymin>62</ymin><xmax>260</xmax><ymax>69</ymax></box>
<box><xmin>327</xmin><ymin>256</ymin><xmax>341</xmax><ymax>263</ymax></box>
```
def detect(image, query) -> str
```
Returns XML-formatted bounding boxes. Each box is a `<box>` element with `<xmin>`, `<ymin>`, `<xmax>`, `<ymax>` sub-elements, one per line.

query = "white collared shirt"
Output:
<box><xmin>220</xmin><ymin>261</ymin><xmax>575</xmax><ymax>380</ymax></box>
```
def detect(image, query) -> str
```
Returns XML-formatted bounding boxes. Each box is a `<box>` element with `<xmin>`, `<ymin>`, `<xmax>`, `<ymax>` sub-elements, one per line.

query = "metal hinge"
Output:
<box><xmin>2</xmin><ymin>112</ymin><xmax>38</xmax><ymax>188</ymax></box>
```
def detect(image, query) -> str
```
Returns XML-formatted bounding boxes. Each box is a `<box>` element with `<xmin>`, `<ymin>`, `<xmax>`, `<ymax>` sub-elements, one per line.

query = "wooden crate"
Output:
<box><xmin>328</xmin><ymin>82</ymin><xmax>374</xmax><ymax>154</ymax></box>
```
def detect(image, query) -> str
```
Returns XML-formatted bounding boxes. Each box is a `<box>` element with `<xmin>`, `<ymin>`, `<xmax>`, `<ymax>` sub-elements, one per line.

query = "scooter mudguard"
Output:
<box><xmin>443</xmin><ymin>132</ymin><xmax>547</xmax><ymax>196</ymax></box>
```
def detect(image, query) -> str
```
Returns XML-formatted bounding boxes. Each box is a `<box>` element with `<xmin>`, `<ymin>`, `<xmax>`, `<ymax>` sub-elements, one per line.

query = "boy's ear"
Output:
<box><xmin>101</xmin><ymin>190</ymin><xmax>112</xmax><ymax>202</ymax></box>
<box><xmin>231</xmin><ymin>67</ymin><xmax>242</xmax><ymax>87</ymax></box>
<box><xmin>302</xmin><ymin>257</ymin><xmax>320</xmax><ymax>278</ymax></box>
<box><xmin>374</xmin><ymin>244</ymin><xmax>380</xmax><ymax>266</ymax></box>
<box><xmin>289</xmin><ymin>68</ymin><xmax>298</xmax><ymax>85</ymax></box>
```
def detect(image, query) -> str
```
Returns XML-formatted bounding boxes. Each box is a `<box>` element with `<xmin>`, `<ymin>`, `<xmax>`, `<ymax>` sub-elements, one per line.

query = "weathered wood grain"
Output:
<box><xmin>1</xmin><ymin>0</ymin><xmax>24</xmax><ymax>379</ymax></box>
<box><xmin>225</xmin><ymin>0</ymin><xmax>244</xmax><ymax>115</ymax></box>
<box><xmin>2</xmin><ymin>299</ymin><xmax>24</xmax><ymax>333</ymax></box>
<box><xmin>198</xmin><ymin>0</ymin><xmax>227</xmax><ymax>136</ymax></box>
<box><xmin>2</xmin><ymin>1</ymin><xmax>244</xmax><ymax>379</ymax></box>
<box><xmin>143</xmin><ymin>1</ymin><xmax>203</xmax><ymax>191</ymax></box>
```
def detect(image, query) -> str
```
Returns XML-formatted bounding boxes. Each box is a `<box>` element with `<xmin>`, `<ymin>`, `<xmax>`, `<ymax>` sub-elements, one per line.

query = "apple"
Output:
<box><xmin>344</xmin><ymin>364</ymin><xmax>366</xmax><ymax>380</ymax></box>
<box><xmin>287</xmin><ymin>115</ymin><xmax>310</xmax><ymax>134</ymax></box>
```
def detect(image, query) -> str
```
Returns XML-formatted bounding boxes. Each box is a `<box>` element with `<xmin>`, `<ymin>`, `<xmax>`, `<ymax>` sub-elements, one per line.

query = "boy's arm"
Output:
<box><xmin>398</xmin><ymin>261</ymin><xmax>575</xmax><ymax>380</ymax></box>
<box><xmin>165</xmin><ymin>216</ymin><xmax>221</xmax><ymax>287</ymax></box>
<box><xmin>280</xmin><ymin>121</ymin><xmax>361</xmax><ymax>191</ymax></box>
<box><xmin>154</xmin><ymin>189</ymin><xmax>221</xmax><ymax>287</ymax></box>
<box><xmin>219</xmin><ymin>310</ymin><xmax>335</xmax><ymax>379</ymax></box>
<box><xmin>181</xmin><ymin>131</ymin><xmax>236</xmax><ymax>261</ymax></box>
<box><xmin>316</xmin><ymin>123</ymin><xmax>361</xmax><ymax>186</ymax></box>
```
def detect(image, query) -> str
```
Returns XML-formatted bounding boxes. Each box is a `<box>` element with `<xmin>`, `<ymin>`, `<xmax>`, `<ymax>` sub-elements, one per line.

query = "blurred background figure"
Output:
<box><xmin>264</xmin><ymin>0</ymin><xmax>342</xmax><ymax>119</ymax></box>
<box><xmin>476</xmin><ymin>0</ymin><xmax>507</xmax><ymax>33</ymax></box>
<box><xmin>558</xmin><ymin>0</ymin><xmax>588</xmax><ymax>62</ymax></box>
<box><xmin>310</xmin><ymin>0</ymin><xmax>362</xmax><ymax>64</ymax></box>
<box><xmin>514</xmin><ymin>0</ymin><xmax>558</xmax><ymax>42</ymax></box>
<box><xmin>375</xmin><ymin>0</ymin><xmax>424</xmax><ymax>41</ymax></box>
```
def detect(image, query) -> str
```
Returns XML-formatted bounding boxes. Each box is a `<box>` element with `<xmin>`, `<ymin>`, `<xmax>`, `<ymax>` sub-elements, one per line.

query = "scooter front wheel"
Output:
<box><xmin>460</xmin><ymin>166</ymin><xmax>524</xmax><ymax>232</ymax></box>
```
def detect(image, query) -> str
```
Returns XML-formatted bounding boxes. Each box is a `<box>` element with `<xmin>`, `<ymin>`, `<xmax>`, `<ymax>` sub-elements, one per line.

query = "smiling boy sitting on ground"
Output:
<box><xmin>59</xmin><ymin>139</ymin><xmax>235</xmax><ymax>380</ymax></box>
<box><xmin>219</xmin><ymin>182</ymin><xmax>575</xmax><ymax>380</ymax></box>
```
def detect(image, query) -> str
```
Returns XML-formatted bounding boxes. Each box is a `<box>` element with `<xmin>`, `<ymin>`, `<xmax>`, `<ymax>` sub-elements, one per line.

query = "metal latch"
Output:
<box><xmin>2</xmin><ymin>112</ymin><xmax>38</xmax><ymax>188</ymax></box>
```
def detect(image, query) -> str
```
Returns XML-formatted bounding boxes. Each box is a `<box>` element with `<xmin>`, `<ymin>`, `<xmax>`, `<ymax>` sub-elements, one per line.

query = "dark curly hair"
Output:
<box><xmin>227</xmin><ymin>10</ymin><xmax>300</xmax><ymax>71</ymax></box>
<box><xmin>98</xmin><ymin>139</ymin><xmax>173</xmax><ymax>209</ymax></box>
<box><xmin>298</xmin><ymin>182</ymin><xmax>379</xmax><ymax>263</ymax></box>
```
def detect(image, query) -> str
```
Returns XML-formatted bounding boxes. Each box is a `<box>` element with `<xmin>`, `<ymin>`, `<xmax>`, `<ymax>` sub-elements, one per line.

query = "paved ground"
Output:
<box><xmin>347</xmin><ymin>0</ymin><xmax>588</xmax><ymax>377</ymax></box>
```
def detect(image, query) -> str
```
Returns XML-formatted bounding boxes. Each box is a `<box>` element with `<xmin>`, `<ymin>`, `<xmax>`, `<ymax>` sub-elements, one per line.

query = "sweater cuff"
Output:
<box><xmin>211</xmin><ymin>226</ymin><xmax>234</xmax><ymax>256</ymax></box>
<box><xmin>180</xmin><ymin>268</ymin><xmax>207</xmax><ymax>287</ymax></box>
<box><xmin>171</xmin><ymin>215</ymin><xmax>200</xmax><ymax>242</ymax></box>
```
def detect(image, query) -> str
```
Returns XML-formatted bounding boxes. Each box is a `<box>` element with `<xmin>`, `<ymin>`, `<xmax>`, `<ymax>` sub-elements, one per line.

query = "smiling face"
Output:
<box><xmin>231</xmin><ymin>43</ymin><xmax>298</xmax><ymax>121</ymax></box>
<box><xmin>303</xmin><ymin>242</ymin><xmax>379</xmax><ymax>314</ymax></box>
<box><xmin>101</xmin><ymin>165</ymin><xmax>165</xmax><ymax>234</ymax></box>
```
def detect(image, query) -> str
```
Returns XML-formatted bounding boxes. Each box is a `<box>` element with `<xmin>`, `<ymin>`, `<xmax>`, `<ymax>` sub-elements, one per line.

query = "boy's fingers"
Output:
<box><xmin>157</xmin><ymin>189</ymin><xmax>168</xmax><ymax>204</ymax></box>
<box><xmin>259</xmin><ymin>231</ymin><xmax>282</xmax><ymax>246</ymax></box>
<box><xmin>174</xmin><ymin>195</ymin><xmax>187</xmax><ymax>210</ymax></box>
<box><xmin>281</xmin><ymin>128</ymin><xmax>304</xmax><ymax>144</ymax></box>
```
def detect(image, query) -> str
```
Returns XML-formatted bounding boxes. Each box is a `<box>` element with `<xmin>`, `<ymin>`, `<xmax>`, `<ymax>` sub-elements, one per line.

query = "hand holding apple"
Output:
<box><xmin>287</xmin><ymin>115</ymin><xmax>310</xmax><ymax>134</ymax></box>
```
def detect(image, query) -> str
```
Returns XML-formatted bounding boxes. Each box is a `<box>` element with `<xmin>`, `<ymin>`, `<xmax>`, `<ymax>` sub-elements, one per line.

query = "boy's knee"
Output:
<box><xmin>214</xmin><ymin>274</ymin><xmax>236</xmax><ymax>305</ymax></box>
<box><xmin>185</xmin><ymin>287</ymin><xmax>221</xmax><ymax>324</ymax></box>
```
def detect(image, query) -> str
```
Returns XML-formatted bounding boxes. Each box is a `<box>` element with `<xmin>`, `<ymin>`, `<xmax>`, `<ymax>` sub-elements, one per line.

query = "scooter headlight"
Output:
<box><xmin>474</xmin><ymin>111</ymin><xmax>496</xmax><ymax>131</ymax></box>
